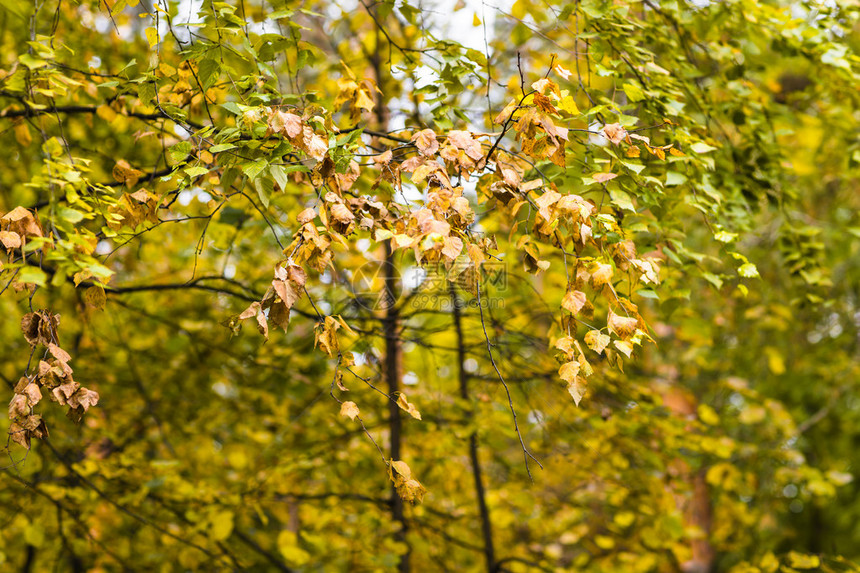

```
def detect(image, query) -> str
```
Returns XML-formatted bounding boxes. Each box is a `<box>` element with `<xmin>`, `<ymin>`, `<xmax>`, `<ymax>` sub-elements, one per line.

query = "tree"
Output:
<box><xmin>1</xmin><ymin>0</ymin><xmax>859</xmax><ymax>570</ymax></box>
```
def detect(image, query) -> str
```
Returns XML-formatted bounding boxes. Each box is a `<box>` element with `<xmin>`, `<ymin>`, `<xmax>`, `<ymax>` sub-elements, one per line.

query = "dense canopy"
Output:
<box><xmin>1</xmin><ymin>0</ymin><xmax>860</xmax><ymax>571</ymax></box>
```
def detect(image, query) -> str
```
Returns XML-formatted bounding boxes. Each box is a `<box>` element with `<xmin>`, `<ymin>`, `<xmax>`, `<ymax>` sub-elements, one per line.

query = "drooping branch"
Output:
<box><xmin>475</xmin><ymin>276</ymin><xmax>542</xmax><ymax>480</ymax></box>
<box><xmin>450</xmin><ymin>281</ymin><xmax>496</xmax><ymax>572</ymax></box>
<box><xmin>0</xmin><ymin>101</ymin><xmax>204</xmax><ymax>129</ymax></box>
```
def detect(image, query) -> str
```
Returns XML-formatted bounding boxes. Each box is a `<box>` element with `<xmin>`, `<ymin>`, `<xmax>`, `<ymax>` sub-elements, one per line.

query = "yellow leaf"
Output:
<box><xmin>614</xmin><ymin>340</ymin><xmax>633</xmax><ymax>358</ymax></box>
<box><xmin>562</xmin><ymin>290</ymin><xmax>587</xmax><ymax>315</ymax></box>
<box><xmin>339</xmin><ymin>401</ymin><xmax>359</xmax><ymax>421</ymax></box>
<box><xmin>375</xmin><ymin>229</ymin><xmax>393</xmax><ymax>241</ymax></box>
<box><xmin>567</xmin><ymin>379</ymin><xmax>586</xmax><ymax>406</ymax></box>
<box><xmin>277</xmin><ymin>531</ymin><xmax>311</xmax><ymax>566</ymax></box>
<box><xmin>354</xmin><ymin>88</ymin><xmax>375</xmax><ymax>112</ymax></box>
<box><xmin>389</xmin><ymin>460</ymin><xmax>412</xmax><ymax>481</ymax></box>
<box><xmin>697</xmin><ymin>404</ymin><xmax>720</xmax><ymax>425</ymax></box>
<box><xmin>96</xmin><ymin>104</ymin><xmax>117</xmax><ymax>122</ymax></box>
<box><xmin>765</xmin><ymin>347</ymin><xmax>785</xmax><ymax>375</ymax></box>
<box><xmin>739</xmin><ymin>405</ymin><xmax>766</xmax><ymax>425</ymax></box>
<box><xmin>314</xmin><ymin>316</ymin><xmax>340</xmax><ymax>356</ymax></box>
<box><xmin>787</xmin><ymin>552</ymin><xmax>820</xmax><ymax>569</ymax></box>
<box><xmin>558</xmin><ymin>95</ymin><xmax>579</xmax><ymax>115</ymax></box>
<box><xmin>84</xmin><ymin>286</ymin><xmax>106</xmax><ymax>310</ymax></box>
<box><xmin>472</xmin><ymin>13</ymin><xmax>481</xmax><ymax>26</ymax></box>
<box><xmin>591</xmin><ymin>263</ymin><xmax>614</xmax><ymax>286</ymax></box>
<box><xmin>209</xmin><ymin>510</ymin><xmax>234</xmax><ymax>541</ymax></box>
<box><xmin>614</xmin><ymin>511</ymin><xmax>635</xmax><ymax>527</ymax></box>
<box><xmin>145</xmin><ymin>26</ymin><xmax>159</xmax><ymax>47</ymax></box>
<box><xmin>608</xmin><ymin>309</ymin><xmax>638</xmax><ymax>339</ymax></box>
<box><xmin>559</xmin><ymin>361</ymin><xmax>580</xmax><ymax>383</ymax></box>
<box><xmin>14</xmin><ymin>123</ymin><xmax>31</xmax><ymax>146</ymax></box>
<box><xmin>389</xmin><ymin>460</ymin><xmax>426</xmax><ymax>503</ymax></box>
<box><xmin>584</xmin><ymin>330</ymin><xmax>610</xmax><ymax>354</ymax></box>
<box><xmin>396</xmin><ymin>393</ymin><xmax>422</xmax><ymax>420</ymax></box>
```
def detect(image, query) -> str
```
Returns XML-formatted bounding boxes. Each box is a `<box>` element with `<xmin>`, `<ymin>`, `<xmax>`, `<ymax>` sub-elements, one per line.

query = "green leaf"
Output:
<box><xmin>220</xmin><ymin>102</ymin><xmax>243</xmax><ymax>115</ymax></box>
<box><xmin>269</xmin><ymin>164</ymin><xmax>289</xmax><ymax>191</ymax></box>
<box><xmin>57</xmin><ymin>207</ymin><xmax>85</xmax><ymax>223</ymax></box>
<box><xmin>198</xmin><ymin>58</ymin><xmax>220</xmax><ymax>90</ymax></box>
<box><xmin>209</xmin><ymin>143</ymin><xmax>237</xmax><ymax>153</ymax></box>
<box><xmin>243</xmin><ymin>158</ymin><xmax>268</xmax><ymax>180</ymax></box>
<box><xmin>609</xmin><ymin>189</ymin><xmax>636</xmax><ymax>212</ymax></box>
<box><xmin>18</xmin><ymin>54</ymin><xmax>47</xmax><ymax>69</ymax></box>
<box><xmin>184</xmin><ymin>166</ymin><xmax>209</xmax><ymax>178</ymax></box>
<box><xmin>255</xmin><ymin>175</ymin><xmax>274</xmax><ymax>208</ymax></box>
<box><xmin>665</xmin><ymin>171</ymin><xmax>687</xmax><ymax>186</ymax></box>
<box><xmin>622</xmin><ymin>82</ymin><xmax>645</xmax><ymax>102</ymax></box>
<box><xmin>691</xmin><ymin>142</ymin><xmax>717</xmax><ymax>154</ymax></box>
<box><xmin>18</xmin><ymin>266</ymin><xmax>47</xmax><ymax>286</ymax></box>
<box><xmin>168</xmin><ymin>141</ymin><xmax>193</xmax><ymax>163</ymax></box>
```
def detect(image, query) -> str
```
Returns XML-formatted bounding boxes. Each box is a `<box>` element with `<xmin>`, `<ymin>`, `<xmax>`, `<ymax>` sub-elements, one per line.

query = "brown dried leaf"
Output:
<box><xmin>302</xmin><ymin>126</ymin><xmax>328</xmax><ymax>160</ymax></box>
<box><xmin>447</xmin><ymin>130</ymin><xmax>483</xmax><ymax>160</ymax></box>
<box><xmin>269</xmin><ymin>300</ymin><xmax>291</xmax><ymax>332</ymax></box>
<box><xmin>48</xmin><ymin>343</ymin><xmax>71</xmax><ymax>363</ymax></box>
<box><xmin>23</xmin><ymin>383</ymin><xmax>42</xmax><ymax>407</ymax></box>
<box><xmin>330</xmin><ymin>203</ymin><xmax>355</xmax><ymax>224</ymax></box>
<box><xmin>0</xmin><ymin>230</ymin><xmax>22</xmax><ymax>249</ymax></box>
<box><xmin>269</xmin><ymin>110</ymin><xmax>303</xmax><ymax>138</ymax></box>
<box><xmin>335</xmin><ymin>370</ymin><xmax>348</xmax><ymax>391</ymax></box>
<box><xmin>411</xmin><ymin>129</ymin><xmax>439</xmax><ymax>156</ymax></box>
<box><xmin>493</xmin><ymin>99</ymin><xmax>519</xmax><ymax>125</ymax></box>
<box><xmin>373</xmin><ymin>149</ymin><xmax>393</xmax><ymax>165</ymax></box>
<box><xmin>51</xmin><ymin>381</ymin><xmax>80</xmax><ymax>406</ymax></box>
<box><xmin>272</xmin><ymin>278</ymin><xmax>301</xmax><ymax>309</ymax></box>
<box><xmin>238</xmin><ymin>302</ymin><xmax>261</xmax><ymax>320</ymax></box>
<box><xmin>9</xmin><ymin>421</ymin><xmax>30</xmax><ymax>449</ymax></box>
<box><xmin>602</xmin><ymin>123</ymin><xmax>628</xmax><ymax>145</ymax></box>
<box><xmin>256</xmin><ymin>311</ymin><xmax>269</xmax><ymax>339</ymax></box>
<box><xmin>593</xmin><ymin>172</ymin><xmax>618</xmax><ymax>183</ymax></box>
<box><xmin>8</xmin><ymin>394</ymin><xmax>28</xmax><ymax>419</ymax></box>
<box><xmin>68</xmin><ymin>387</ymin><xmax>99</xmax><ymax>412</ymax></box>
<box><xmin>21</xmin><ymin>311</ymin><xmax>58</xmax><ymax>347</ymax></box>
<box><xmin>112</xmin><ymin>159</ymin><xmax>144</xmax><ymax>187</ymax></box>
<box><xmin>283</xmin><ymin>267</ymin><xmax>304</xmax><ymax>288</ymax></box>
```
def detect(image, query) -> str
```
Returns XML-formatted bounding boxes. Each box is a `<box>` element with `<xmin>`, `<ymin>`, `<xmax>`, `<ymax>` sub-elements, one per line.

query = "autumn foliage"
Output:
<box><xmin>1</xmin><ymin>0</ymin><xmax>860</xmax><ymax>571</ymax></box>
